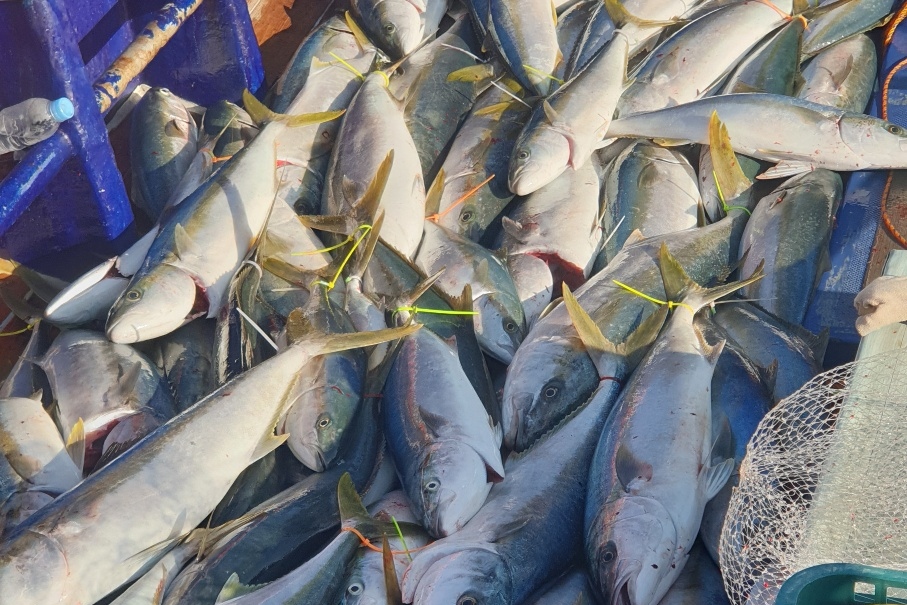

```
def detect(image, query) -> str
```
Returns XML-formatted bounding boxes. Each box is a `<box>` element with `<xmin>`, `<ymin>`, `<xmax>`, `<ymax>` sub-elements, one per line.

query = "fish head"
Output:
<box><xmin>508</xmin><ymin>129</ymin><xmax>571</xmax><ymax>196</ymax></box>
<box><xmin>841</xmin><ymin>114</ymin><xmax>907</xmax><ymax>166</ymax></box>
<box><xmin>403</xmin><ymin>546</ymin><xmax>511</xmax><ymax>605</ymax></box>
<box><xmin>588</xmin><ymin>497</ymin><xmax>678</xmax><ymax>605</ymax></box>
<box><xmin>373</xmin><ymin>0</ymin><xmax>422</xmax><ymax>59</ymax></box>
<box><xmin>106</xmin><ymin>264</ymin><xmax>199</xmax><ymax>344</ymax></box>
<box><xmin>473</xmin><ymin>293</ymin><xmax>525</xmax><ymax>364</ymax></box>
<box><xmin>340</xmin><ymin>552</ymin><xmax>374</xmax><ymax>605</ymax></box>
<box><xmin>285</xmin><ymin>356</ymin><xmax>364</xmax><ymax>471</ymax></box>
<box><xmin>502</xmin><ymin>335</ymin><xmax>599</xmax><ymax>451</ymax></box>
<box><xmin>418</xmin><ymin>440</ymin><xmax>494</xmax><ymax>538</ymax></box>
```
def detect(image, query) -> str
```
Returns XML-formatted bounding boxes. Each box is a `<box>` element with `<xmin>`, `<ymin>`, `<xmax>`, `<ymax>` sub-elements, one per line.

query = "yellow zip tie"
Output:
<box><xmin>292</xmin><ymin>235</ymin><xmax>354</xmax><ymax>256</ymax></box>
<box><xmin>712</xmin><ymin>170</ymin><xmax>752</xmax><ymax>216</ymax></box>
<box><xmin>321</xmin><ymin>224</ymin><xmax>372</xmax><ymax>291</ymax></box>
<box><xmin>329</xmin><ymin>51</ymin><xmax>365</xmax><ymax>81</ymax></box>
<box><xmin>377</xmin><ymin>70</ymin><xmax>391</xmax><ymax>88</ymax></box>
<box><xmin>522</xmin><ymin>64</ymin><xmax>564</xmax><ymax>85</ymax></box>
<box><xmin>612</xmin><ymin>280</ymin><xmax>694</xmax><ymax>313</ymax></box>
<box><xmin>0</xmin><ymin>322</ymin><xmax>33</xmax><ymax>337</ymax></box>
<box><xmin>391</xmin><ymin>516</ymin><xmax>414</xmax><ymax>562</ymax></box>
<box><xmin>394</xmin><ymin>306</ymin><xmax>478</xmax><ymax>317</ymax></box>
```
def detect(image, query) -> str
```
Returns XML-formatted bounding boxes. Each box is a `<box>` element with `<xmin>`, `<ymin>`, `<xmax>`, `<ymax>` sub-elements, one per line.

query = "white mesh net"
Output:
<box><xmin>720</xmin><ymin>347</ymin><xmax>907</xmax><ymax>605</ymax></box>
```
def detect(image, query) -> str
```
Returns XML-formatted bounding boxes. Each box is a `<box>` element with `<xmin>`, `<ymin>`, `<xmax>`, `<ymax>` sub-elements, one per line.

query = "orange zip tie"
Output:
<box><xmin>426</xmin><ymin>174</ymin><xmax>495</xmax><ymax>222</ymax></box>
<box><xmin>880</xmin><ymin>55</ymin><xmax>907</xmax><ymax>249</ymax></box>
<box><xmin>884</xmin><ymin>2</ymin><xmax>907</xmax><ymax>47</ymax></box>
<box><xmin>212</xmin><ymin>155</ymin><xmax>233</xmax><ymax>164</ymax></box>
<box><xmin>341</xmin><ymin>526</ymin><xmax>429</xmax><ymax>556</ymax></box>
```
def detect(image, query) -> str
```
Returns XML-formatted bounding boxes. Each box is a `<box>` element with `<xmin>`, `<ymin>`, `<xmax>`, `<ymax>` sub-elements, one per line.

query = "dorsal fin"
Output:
<box><xmin>383</xmin><ymin>537</ymin><xmax>404</xmax><ymax>605</ymax></box>
<box><xmin>214</xmin><ymin>573</ymin><xmax>265</xmax><ymax>604</ymax></box>
<box><xmin>708</xmin><ymin>111</ymin><xmax>752</xmax><ymax>203</ymax></box>
<box><xmin>357</xmin><ymin>150</ymin><xmax>395</xmax><ymax>223</ymax></box>
<box><xmin>65</xmin><ymin>418</ymin><xmax>85</xmax><ymax>477</ymax></box>
<box><xmin>425</xmin><ymin>168</ymin><xmax>445</xmax><ymax>218</ymax></box>
<box><xmin>348</xmin><ymin>211</ymin><xmax>386</xmax><ymax>281</ymax></box>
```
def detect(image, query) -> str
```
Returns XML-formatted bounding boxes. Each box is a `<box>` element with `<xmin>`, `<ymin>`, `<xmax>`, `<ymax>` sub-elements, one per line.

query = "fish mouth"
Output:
<box><xmin>293</xmin><ymin>442</ymin><xmax>327</xmax><ymax>472</ymax></box>
<box><xmin>503</xmin><ymin>394</ymin><xmax>531</xmax><ymax>451</ymax></box>
<box><xmin>106</xmin><ymin>320</ymin><xmax>142</xmax><ymax>344</ymax></box>
<box><xmin>609</xmin><ymin>561</ymin><xmax>639</xmax><ymax>605</ymax></box>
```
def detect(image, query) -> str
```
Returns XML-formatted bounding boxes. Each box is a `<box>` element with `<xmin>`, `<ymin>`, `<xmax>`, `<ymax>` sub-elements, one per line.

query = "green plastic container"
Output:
<box><xmin>777</xmin><ymin>564</ymin><xmax>907</xmax><ymax>604</ymax></box>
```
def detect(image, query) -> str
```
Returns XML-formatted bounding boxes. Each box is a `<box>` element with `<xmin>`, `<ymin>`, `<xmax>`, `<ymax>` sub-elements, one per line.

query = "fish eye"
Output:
<box><xmin>460</xmin><ymin>209</ymin><xmax>474</xmax><ymax>223</ymax></box>
<box><xmin>602</xmin><ymin>540</ymin><xmax>617</xmax><ymax>564</ymax></box>
<box><xmin>517</xmin><ymin>150</ymin><xmax>530</xmax><ymax>161</ymax></box>
<box><xmin>458</xmin><ymin>597</ymin><xmax>478</xmax><ymax>605</ymax></box>
<box><xmin>317</xmin><ymin>415</ymin><xmax>331</xmax><ymax>429</ymax></box>
<box><xmin>503</xmin><ymin>320</ymin><xmax>517</xmax><ymax>333</ymax></box>
<box><xmin>425</xmin><ymin>479</ymin><xmax>440</xmax><ymax>492</ymax></box>
<box><xmin>543</xmin><ymin>385</ymin><xmax>558</xmax><ymax>399</ymax></box>
<box><xmin>384</xmin><ymin>23</ymin><xmax>396</xmax><ymax>34</ymax></box>
<box><xmin>347</xmin><ymin>582</ymin><xmax>363</xmax><ymax>595</ymax></box>
<box><xmin>887</xmin><ymin>123</ymin><xmax>906</xmax><ymax>136</ymax></box>
<box><xmin>125</xmin><ymin>290</ymin><xmax>142</xmax><ymax>302</ymax></box>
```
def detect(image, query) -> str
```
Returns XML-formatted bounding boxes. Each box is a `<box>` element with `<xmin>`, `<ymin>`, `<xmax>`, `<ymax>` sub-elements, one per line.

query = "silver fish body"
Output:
<box><xmin>798</xmin><ymin>33</ymin><xmax>877</xmax><ymax>113</ymax></box>
<box><xmin>608</xmin><ymin>93</ymin><xmax>907</xmax><ymax>173</ymax></box>
<box><xmin>616</xmin><ymin>1</ymin><xmax>792</xmax><ymax>117</ymax></box>
<box><xmin>416</xmin><ymin>220</ymin><xmax>526</xmax><ymax>363</ymax></box>
<box><xmin>739</xmin><ymin>170</ymin><xmax>842</xmax><ymax>325</ymax></box>
<box><xmin>383</xmin><ymin>327</ymin><xmax>504</xmax><ymax>537</ymax></box>
<box><xmin>600</xmin><ymin>140</ymin><xmax>700</xmax><ymax>265</ymax></box>
<box><xmin>322</xmin><ymin>74</ymin><xmax>426</xmax><ymax>259</ymax></box>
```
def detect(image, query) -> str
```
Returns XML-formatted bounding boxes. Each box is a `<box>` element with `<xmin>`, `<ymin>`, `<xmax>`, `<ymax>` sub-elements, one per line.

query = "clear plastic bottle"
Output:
<box><xmin>0</xmin><ymin>97</ymin><xmax>75</xmax><ymax>154</ymax></box>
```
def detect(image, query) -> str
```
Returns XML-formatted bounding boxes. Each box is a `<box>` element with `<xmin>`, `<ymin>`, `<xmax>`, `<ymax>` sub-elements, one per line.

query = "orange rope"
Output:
<box><xmin>341</xmin><ymin>526</ymin><xmax>429</xmax><ymax>555</ymax></box>
<box><xmin>884</xmin><ymin>2</ymin><xmax>907</xmax><ymax>47</ymax></box>
<box><xmin>880</xmin><ymin>52</ymin><xmax>907</xmax><ymax>249</ymax></box>
<box><xmin>426</xmin><ymin>174</ymin><xmax>495</xmax><ymax>222</ymax></box>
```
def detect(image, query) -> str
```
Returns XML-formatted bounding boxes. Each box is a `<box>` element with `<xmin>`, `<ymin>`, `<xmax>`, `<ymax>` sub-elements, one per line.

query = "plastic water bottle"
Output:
<box><xmin>0</xmin><ymin>97</ymin><xmax>75</xmax><ymax>154</ymax></box>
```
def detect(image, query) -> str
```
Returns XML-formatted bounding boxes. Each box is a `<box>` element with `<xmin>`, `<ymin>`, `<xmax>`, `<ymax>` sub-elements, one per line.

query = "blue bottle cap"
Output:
<box><xmin>49</xmin><ymin>98</ymin><xmax>74</xmax><ymax>122</ymax></box>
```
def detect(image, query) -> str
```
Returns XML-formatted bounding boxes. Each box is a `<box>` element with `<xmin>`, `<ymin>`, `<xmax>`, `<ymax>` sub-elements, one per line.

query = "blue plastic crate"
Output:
<box><xmin>0</xmin><ymin>0</ymin><xmax>264</xmax><ymax>278</ymax></box>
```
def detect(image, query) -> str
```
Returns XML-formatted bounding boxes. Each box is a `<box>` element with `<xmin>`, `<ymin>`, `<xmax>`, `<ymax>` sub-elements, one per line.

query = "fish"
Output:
<box><xmin>162</xmin><ymin>380</ymin><xmax>400</xmax><ymax>604</ymax></box>
<box><xmin>599</xmin><ymin>140</ymin><xmax>701</xmax><ymax>266</ymax></box>
<box><xmin>389</xmin><ymin>15</ymin><xmax>484</xmax><ymax>181</ymax></box>
<box><xmin>504</xmin><ymin>254</ymin><xmax>555</xmax><ymax>330</ymax></box>
<box><xmin>270</xmin><ymin>15</ymin><xmax>377</xmax><ymax>114</ymax></box>
<box><xmin>695</xmin><ymin>315</ymin><xmax>773</xmax><ymax>564</ymax></box>
<box><xmin>0</xmin><ymin>318</ymin><xmax>418</xmax><ymax>605</ymax></box>
<box><xmin>0</xmin><ymin>394</ymin><xmax>81</xmax><ymax>497</ymax></box>
<box><xmin>38</xmin><ymin>329</ymin><xmax>176</xmax><ymax>472</ymax></box>
<box><xmin>322</xmin><ymin>73</ymin><xmax>426</xmax><ymax>259</ymax></box>
<box><xmin>561</xmin><ymin>0</ymin><xmax>616</xmax><ymax>80</ymax></box>
<box><xmin>607</xmin><ymin>93</ymin><xmax>907</xmax><ymax>178</ymax></box>
<box><xmin>130</xmin><ymin>87</ymin><xmax>198</xmax><ymax>221</ymax></box>
<box><xmin>280</xmin><ymin>286</ymin><xmax>368</xmax><ymax>472</ymax></box>
<box><xmin>433</xmin><ymin>84</ymin><xmax>530</xmax><ymax>242</ymax></box>
<box><xmin>615</xmin><ymin>0</ymin><xmax>793</xmax><ymax>117</ymax></box>
<box><xmin>273</xmin><ymin>14</ymin><xmax>379</xmax><ymax>214</ymax></box>
<box><xmin>213</xmin><ymin>474</ymin><xmax>411</xmax><ymax>605</ymax></box>
<box><xmin>798</xmin><ymin>33</ymin><xmax>877</xmax><ymax>113</ymax></box>
<box><xmin>738</xmin><ymin>170</ymin><xmax>842</xmax><ymax>325</ymax></box>
<box><xmin>502</xmin><ymin>188</ymin><xmax>755</xmax><ymax>452</ymax></box>
<box><xmin>415</xmin><ymin>220</ymin><xmax>526</xmax><ymax>363</ymax></box>
<box><xmin>382</xmin><ymin>322</ymin><xmax>505</xmax><ymax>537</ymax></box>
<box><xmin>107</xmin><ymin>96</ymin><xmax>343</xmax><ymax>344</ymax></box>
<box><xmin>584</xmin><ymin>245</ymin><xmax>762</xmax><ymax>605</ymax></box>
<box><xmin>340</xmin><ymin>490</ymin><xmax>432</xmax><ymax>605</ymax></box>
<box><xmin>200</xmin><ymin>100</ymin><xmax>258</xmax><ymax>161</ymax></box>
<box><xmin>509</xmin><ymin>32</ymin><xmax>628</xmax><ymax>195</ymax></box>
<box><xmin>500</xmin><ymin>155</ymin><xmax>604</xmax><ymax>325</ymax></box>
<box><xmin>351</xmin><ymin>0</ymin><xmax>449</xmax><ymax>60</ymax></box>
<box><xmin>801</xmin><ymin>0</ymin><xmax>896</xmax><ymax>57</ymax></box>
<box><xmin>400</xmin><ymin>365</ymin><xmax>614</xmax><ymax>605</ymax></box>
<box><xmin>719</xmin><ymin>17</ymin><xmax>804</xmax><ymax>96</ymax></box>
<box><xmin>712</xmin><ymin>302</ymin><xmax>825</xmax><ymax>402</ymax></box>
<box><xmin>486</xmin><ymin>0</ymin><xmax>562</xmax><ymax>96</ymax></box>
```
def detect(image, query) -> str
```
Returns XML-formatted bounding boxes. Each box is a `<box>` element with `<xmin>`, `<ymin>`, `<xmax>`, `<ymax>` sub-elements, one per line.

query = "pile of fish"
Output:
<box><xmin>0</xmin><ymin>0</ymin><xmax>900</xmax><ymax>603</ymax></box>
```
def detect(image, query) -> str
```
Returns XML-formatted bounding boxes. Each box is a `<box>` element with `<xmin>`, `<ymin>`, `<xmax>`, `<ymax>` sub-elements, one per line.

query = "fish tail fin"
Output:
<box><xmin>657</xmin><ymin>243</ymin><xmax>764</xmax><ymax>314</ymax></box>
<box><xmin>242</xmin><ymin>89</ymin><xmax>345</xmax><ymax>128</ymax></box>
